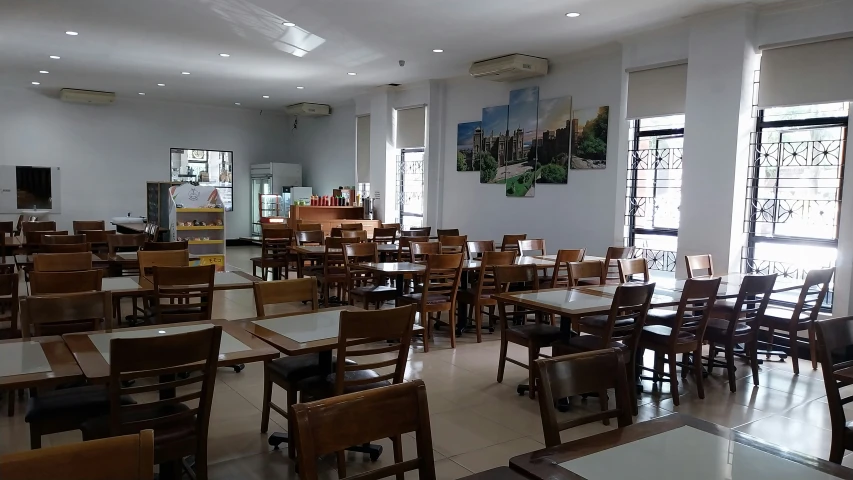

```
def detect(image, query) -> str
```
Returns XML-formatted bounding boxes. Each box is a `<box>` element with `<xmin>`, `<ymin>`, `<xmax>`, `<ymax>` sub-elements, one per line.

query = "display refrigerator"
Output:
<box><xmin>282</xmin><ymin>186</ymin><xmax>313</xmax><ymax>217</ymax></box>
<box><xmin>250</xmin><ymin>163</ymin><xmax>302</xmax><ymax>236</ymax></box>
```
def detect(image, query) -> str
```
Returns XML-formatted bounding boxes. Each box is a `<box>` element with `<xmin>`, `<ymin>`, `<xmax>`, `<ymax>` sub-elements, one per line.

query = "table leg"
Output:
<box><xmin>296</xmin><ymin>253</ymin><xmax>304</xmax><ymax>278</ymax></box>
<box><xmin>394</xmin><ymin>273</ymin><xmax>405</xmax><ymax>306</ymax></box>
<box><xmin>456</xmin><ymin>270</ymin><xmax>470</xmax><ymax>335</ymax></box>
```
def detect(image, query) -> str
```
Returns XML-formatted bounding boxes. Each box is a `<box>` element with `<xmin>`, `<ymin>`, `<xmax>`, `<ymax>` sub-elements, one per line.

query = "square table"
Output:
<box><xmin>510</xmin><ymin>414</ymin><xmax>853</xmax><ymax>480</ymax></box>
<box><xmin>136</xmin><ymin>270</ymin><xmax>258</xmax><ymax>291</ymax></box>
<box><xmin>63</xmin><ymin>319</ymin><xmax>279</xmax><ymax>383</ymax></box>
<box><xmin>0</xmin><ymin>336</ymin><xmax>82</xmax><ymax>390</ymax></box>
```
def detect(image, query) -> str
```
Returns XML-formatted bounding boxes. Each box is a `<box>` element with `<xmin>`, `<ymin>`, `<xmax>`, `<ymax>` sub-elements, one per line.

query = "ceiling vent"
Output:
<box><xmin>286</xmin><ymin>103</ymin><xmax>331</xmax><ymax>116</ymax></box>
<box><xmin>59</xmin><ymin>88</ymin><xmax>116</xmax><ymax>105</ymax></box>
<box><xmin>469</xmin><ymin>54</ymin><xmax>548</xmax><ymax>82</ymax></box>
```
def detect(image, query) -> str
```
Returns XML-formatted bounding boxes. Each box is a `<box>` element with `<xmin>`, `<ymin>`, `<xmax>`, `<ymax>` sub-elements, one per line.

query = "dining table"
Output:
<box><xmin>510</xmin><ymin>413</ymin><xmax>853</xmax><ymax>479</ymax></box>
<box><xmin>0</xmin><ymin>336</ymin><xmax>83</xmax><ymax>391</ymax></box>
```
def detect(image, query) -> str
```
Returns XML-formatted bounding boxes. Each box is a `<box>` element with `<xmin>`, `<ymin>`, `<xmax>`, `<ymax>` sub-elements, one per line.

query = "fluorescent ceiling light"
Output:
<box><xmin>296</xmin><ymin>86</ymin><xmax>305</xmax><ymax>89</ymax></box>
<box><xmin>235</xmin><ymin>102</ymin><xmax>241</xmax><ymax>105</ymax></box>
<box><xmin>433</xmin><ymin>49</ymin><xmax>444</xmax><ymax>53</ymax></box>
<box><xmin>181</xmin><ymin>71</ymin><xmax>191</xmax><ymax>75</ymax></box>
<box><xmin>283</xmin><ymin>22</ymin><xmax>295</xmax><ymax>27</ymax></box>
<box><xmin>157</xmin><ymin>83</ymin><xmax>165</xmax><ymax>86</ymax></box>
<box><xmin>39</xmin><ymin>70</ymin><xmax>49</xmax><ymax>74</ymax></box>
<box><xmin>347</xmin><ymin>72</ymin><xmax>357</xmax><ymax>76</ymax></box>
<box><xmin>565</xmin><ymin>12</ymin><xmax>581</xmax><ymax>17</ymax></box>
<box><xmin>49</xmin><ymin>55</ymin><xmax>60</xmax><ymax>59</ymax></box>
<box><xmin>138</xmin><ymin>92</ymin><xmax>145</xmax><ymax>95</ymax></box>
<box><xmin>262</xmin><ymin>95</ymin><xmax>269</xmax><ymax>99</ymax></box>
<box><xmin>31</xmin><ymin>82</ymin><xmax>40</xmax><ymax>85</ymax></box>
<box><xmin>219</xmin><ymin>53</ymin><xmax>230</xmax><ymax>57</ymax></box>
<box><xmin>65</xmin><ymin>31</ymin><xmax>78</xmax><ymax>36</ymax></box>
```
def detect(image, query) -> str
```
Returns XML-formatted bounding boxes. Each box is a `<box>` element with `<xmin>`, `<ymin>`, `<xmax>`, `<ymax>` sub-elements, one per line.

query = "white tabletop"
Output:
<box><xmin>506</xmin><ymin>284</ymin><xmax>681</xmax><ymax>315</ymax></box>
<box><xmin>212</xmin><ymin>271</ymin><xmax>255</xmax><ymax>287</ymax></box>
<box><xmin>101</xmin><ymin>276</ymin><xmax>145</xmax><ymax>292</ymax></box>
<box><xmin>0</xmin><ymin>342</ymin><xmax>52</xmax><ymax>378</ymax></box>
<box><xmin>534</xmin><ymin>254</ymin><xmax>605</xmax><ymax>263</ymax></box>
<box><xmin>560</xmin><ymin>425</ymin><xmax>839</xmax><ymax>479</ymax></box>
<box><xmin>116</xmin><ymin>252</ymin><xmax>139</xmax><ymax>261</ymax></box>
<box><xmin>253</xmin><ymin>309</ymin><xmax>341</xmax><ymax>344</ymax></box>
<box><xmin>87</xmin><ymin>323</ymin><xmax>251</xmax><ymax>364</ymax></box>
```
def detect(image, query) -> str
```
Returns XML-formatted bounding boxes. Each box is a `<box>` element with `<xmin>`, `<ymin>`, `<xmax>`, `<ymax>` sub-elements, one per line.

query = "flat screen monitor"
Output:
<box><xmin>16</xmin><ymin>166</ymin><xmax>52</xmax><ymax>209</ymax></box>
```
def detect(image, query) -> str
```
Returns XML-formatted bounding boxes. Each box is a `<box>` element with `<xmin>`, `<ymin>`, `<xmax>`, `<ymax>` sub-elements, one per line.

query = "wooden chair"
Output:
<box><xmin>24</xmin><ymin>230</ymin><xmax>68</xmax><ymax>253</ymax></box>
<box><xmin>330</xmin><ymin>227</ymin><xmax>344</xmax><ymax>238</ymax></box>
<box><xmin>685</xmin><ymin>254</ymin><xmax>714</xmax><ymax>278</ymax></box>
<box><xmin>254</xmin><ymin>277</ymin><xmax>318</xmax><ymax>317</ymax></box>
<box><xmin>33</xmin><ymin>252</ymin><xmax>93</xmax><ymax>272</ymax></box>
<box><xmin>397</xmin><ymin>254</ymin><xmax>463</xmax><ymax>351</ymax></box>
<box><xmin>371</xmin><ymin>227</ymin><xmax>397</xmax><ymax>244</ymax></box>
<box><xmin>439</xmin><ymin>235</ymin><xmax>467</xmax><ymax>255</ymax></box>
<box><xmin>552</xmin><ymin>283</ymin><xmax>656</xmax><ymax>415</ymax></box>
<box><xmin>137</xmin><ymin>250</ymin><xmax>189</xmax><ymax>282</ymax></box>
<box><xmin>602</xmin><ymin>246</ymin><xmax>634</xmax><ymax>284</ymax></box>
<box><xmin>494</xmin><ymin>265</ymin><xmax>561</xmax><ymax>398</ymax></box>
<box><xmin>150</xmin><ymin>265</ymin><xmax>215</xmax><ymax>324</ymax></box>
<box><xmin>21</xmin><ymin>221</ymin><xmax>56</xmax><ymax>234</ymax></box>
<box><xmin>0</xmin><ymin>430</ymin><xmax>154</xmax><ymax>480</ymax></box>
<box><xmin>0</xmin><ymin>221</ymin><xmax>14</xmax><ymax>262</ymax></box>
<box><xmin>30</xmin><ymin>269</ymin><xmax>103</xmax><ymax>295</ymax></box>
<box><xmin>72</xmin><ymin>220</ymin><xmax>106</xmax><ymax>234</ymax></box>
<box><xmin>638</xmin><ymin>277</ymin><xmax>721</xmax><ymax>406</ymax></box>
<box><xmin>617</xmin><ymin>258</ymin><xmax>650</xmax><ymax>283</ymax></box>
<box><xmin>0</xmin><ymin>268</ymin><xmax>20</xmax><ymax>340</ymax></box>
<box><xmin>458</xmin><ymin>251</ymin><xmax>515</xmax><ymax>343</ymax></box>
<box><xmin>815</xmin><ymin>316</ymin><xmax>853</xmax><ymax>463</ymax></box>
<box><xmin>567</xmin><ymin>261</ymin><xmax>605</xmax><ymax>286</ymax></box>
<box><xmin>381</xmin><ymin>222</ymin><xmax>401</xmax><ymax>234</ymax></box>
<box><xmin>296</xmin><ymin>230</ymin><xmax>325</xmax><ymax>245</ymax></box>
<box><xmin>108</xmin><ymin>234</ymin><xmax>146</xmax><ymax>276</ymax></box>
<box><xmin>704</xmin><ymin>274</ymin><xmax>776</xmax><ymax>392</ymax></box>
<box><xmin>500</xmin><ymin>234</ymin><xmax>527</xmax><ymax>256</ymax></box>
<box><xmin>466</xmin><ymin>240</ymin><xmax>495</xmax><ymax>260</ymax></box>
<box><xmin>762</xmin><ymin>268</ymin><xmax>835</xmax><ymax>374</ymax></box>
<box><xmin>436</xmin><ymin>228</ymin><xmax>460</xmax><ymax>237</ymax></box>
<box><xmin>517</xmin><ymin>239</ymin><xmax>546</xmax><ymax>257</ymax></box>
<box><xmin>320</xmin><ymin>238</ymin><xmax>359</xmax><ymax>307</ymax></box>
<box><xmin>292</xmin><ymin>380</ymin><xmax>435</xmax><ymax>480</ymax></box>
<box><xmin>341</xmin><ymin>230</ymin><xmax>368</xmax><ymax>241</ymax></box>
<box><xmin>411</xmin><ymin>241</ymin><xmax>441</xmax><ymax>262</ymax></box>
<box><xmin>80</xmin><ymin>230</ymin><xmax>116</xmax><ymax>252</ymax></box>
<box><xmin>403</xmin><ymin>227</ymin><xmax>432</xmax><ymax>237</ymax></box>
<box><xmin>340</xmin><ymin>223</ymin><xmax>363</xmax><ymax>231</ymax></box>
<box><xmin>397</xmin><ymin>236</ymin><xmax>429</xmax><ymax>262</ymax></box>
<box><xmin>296</xmin><ymin>223</ymin><xmax>322</xmax><ymax>232</ymax></box>
<box><xmin>42</xmin><ymin>243</ymin><xmax>91</xmax><ymax>253</ymax></box>
<box><xmin>535</xmin><ymin>350</ymin><xmax>633</xmax><ymax>447</ymax></box>
<box><xmin>23</xmin><ymin>291</ymin><xmax>116</xmax><ymax>447</ymax></box>
<box><xmin>298</xmin><ymin>306</ymin><xmax>416</xmax><ymax>479</ymax></box>
<box><xmin>81</xmin><ymin>326</ymin><xmax>221</xmax><ymax>480</ymax></box>
<box><xmin>545</xmin><ymin>249</ymin><xmax>585</xmax><ymax>288</ymax></box>
<box><xmin>344</xmin><ymin>243</ymin><xmax>396</xmax><ymax>310</ymax></box>
<box><xmin>142</xmin><ymin>241</ymin><xmax>188</xmax><ymax>251</ymax></box>
<box><xmin>295</xmin><ymin>230</ymin><xmax>325</xmax><ymax>278</ymax></box>
<box><xmin>251</xmin><ymin>227</ymin><xmax>293</xmax><ymax>280</ymax></box>
<box><xmin>43</xmin><ymin>234</ymin><xmax>86</xmax><ymax>245</ymax></box>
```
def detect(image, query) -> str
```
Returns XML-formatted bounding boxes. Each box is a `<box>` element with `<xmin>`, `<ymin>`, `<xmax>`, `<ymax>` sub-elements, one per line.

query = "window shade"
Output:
<box><xmin>395</xmin><ymin>106</ymin><xmax>426</xmax><ymax>149</ymax></box>
<box><xmin>759</xmin><ymin>38</ymin><xmax>853</xmax><ymax>109</ymax></box>
<box><xmin>626</xmin><ymin>64</ymin><xmax>688</xmax><ymax>120</ymax></box>
<box><xmin>356</xmin><ymin>115</ymin><xmax>370</xmax><ymax>182</ymax></box>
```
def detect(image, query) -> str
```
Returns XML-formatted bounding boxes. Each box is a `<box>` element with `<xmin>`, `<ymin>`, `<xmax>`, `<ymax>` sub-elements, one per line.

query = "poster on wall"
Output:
<box><xmin>456</xmin><ymin>121</ymin><xmax>482</xmax><ymax>172</ymax></box>
<box><xmin>505</xmin><ymin>86</ymin><xmax>539</xmax><ymax>197</ymax></box>
<box><xmin>571</xmin><ymin>106</ymin><xmax>609</xmax><ymax>170</ymax></box>
<box><xmin>479</xmin><ymin>105</ymin><xmax>509</xmax><ymax>184</ymax></box>
<box><xmin>534</xmin><ymin>96</ymin><xmax>572</xmax><ymax>184</ymax></box>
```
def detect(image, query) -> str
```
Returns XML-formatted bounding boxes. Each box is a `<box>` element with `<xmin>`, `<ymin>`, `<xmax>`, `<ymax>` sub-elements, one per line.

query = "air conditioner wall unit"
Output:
<box><xmin>469</xmin><ymin>54</ymin><xmax>548</xmax><ymax>82</ymax></box>
<box><xmin>286</xmin><ymin>103</ymin><xmax>331</xmax><ymax>116</ymax></box>
<box><xmin>59</xmin><ymin>88</ymin><xmax>116</xmax><ymax>105</ymax></box>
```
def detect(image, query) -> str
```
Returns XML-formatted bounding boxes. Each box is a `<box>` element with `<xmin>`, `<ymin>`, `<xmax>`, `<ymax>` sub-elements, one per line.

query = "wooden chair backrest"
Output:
<box><xmin>791</xmin><ymin>268</ymin><xmax>835</xmax><ymax>323</ymax></box>
<box><xmin>0</xmin><ymin>270</ymin><xmax>20</xmax><ymax>334</ymax></box>
<box><xmin>550</xmin><ymin>249</ymin><xmax>586</xmax><ymax>288</ymax></box>
<box><xmin>419</xmin><ymin>254</ymin><xmax>463</xmax><ymax>304</ymax></box>
<box><xmin>33</xmin><ymin>252</ymin><xmax>93</xmax><ymax>272</ymax></box>
<box><xmin>340</xmin><ymin>223</ymin><xmax>363</xmax><ymax>231</ymax></box>
<box><xmin>0</xmin><ymin>221</ymin><xmax>14</xmax><ymax>235</ymax></box>
<box><xmin>617</xmin><ymin>258</ymin><xmax>650</xmax><ymax>283</ymax></box>
<box><xmin>292</xmin><ymin>380</ymin><xmax>435</xmax><ymax>480</ymax></box>
<box><xmin>0</xmin><ymin>430</ymin><xmax>154</xmax><ymax>480</ymax></box>
<box><xmin>137</xmin><ymin>250</ymin><xmax>189</xmax><ymax>281</ymax></box>
<box><xmin>720</xmin><ymin>274</ymin><xmax>777</xmax><ymax>337</ymax></box>
<box><xmin>25</xmin><ymin>230</ymin><xmax>68</xmax><ymax>246</ymax></box>
<box><xmin>436</xmin><ymin>229</ymin><xmax>460</xmax><ymax>237</ymax></box>
<box><xmin>343</xmin><ymin>243</ymin><xmax>381</xmax><ymax>291</ymax></box>
<box><xmin>466</xmin><ymin>240</ymin><xmax>495</xmax><ymax>260</ymax></box>
<box><xmin>334</xmin><ymin>306</ymin><xmax>416</xmax><ymax>394</ymax></box>
<box><xmin>494</xmin><ymin>265</ymin><xmax>542</xmax><ymax>329</ymax></box>
<box><xmin>567</xmin><ymin>261</ymin><xmax>604</xmax><ymax>286</ymax></box>
<box><xmin>500</xmin><ymin>234</ymin><xmax>527</xmax><ymax>256</ymax></box>
<box><xmin>665</xmin><ymin>277</ymin><xmax>721</xmax><ymax>346</ymax></box>
<box><xmin>603</xmin><ymin>246</ymin><xmax>635</xmax><ymax>283</ymax></box>
<box><xmin>107</xmin><ymin>327</ymin><xmax>220</xmax><ymax>458</ymax></box>
<box><xmin>536</xmin><ymin>350</ymin><xmax>633</xmax><ymax>447</ymax></box>
<box><xmin>21</xmin><ymin>291</ymin><xmax>112</xmax><ymax>338</ymax></box>
<box><xmin>0</xmin><ymin>221</ymin><xmax>13</xmax><ymax>261</ymax></box>
<box><xmin>816</xmin><ymin>316</ymin><xmax>853</xmax><ymax>449</ymax></box>
<box><xmin>411</xmin><ymin>241</ymin><xmax>441</xmax><ymax>262</ymax></box>
<box><xmin>330</xmin><ymin>227</ymin><xmax>343</xmax><ymax>238</ymax></box>
<box><xmin>108</xmin><ymin>234</ymin><xmax>146</xmax><ymax>255</ymax></box>
<box><xmin>517</xmin><ymin>239</ymin><xmax>546</xmax><ymax>257</ymax></box>
<box><xmin>296</xmin><ymin>230</ymin><xmax>325</xmax><ymax>245</ymax></box>
<box><xmin>73</xmin><ymin>220</ymin><xmax>106</xmax><ymax>234</ymax></box>
<box><xmin>438</xmin><ymin>235</ymin><xmax>467</xmax><ymax>255</ymax></box>
<box><xmin>296</xmin><ymin>223</ymin><xmax>322</xmax><ymax>232</ymax></box>
<box><xmin>80</xmin><ymin>230</ymin><xmax>116</xmax><ymax>245</ymax></box>
<box><xmin>324</xmin><ymin>238</ymin><xmax>360</xmax><ymax>279</ymax></box>
<box><xmin>151</xmin><ymin>265</ymin><xmax>215</xmax><ymax>324</ymax></box>
<box><xmin>253</xmin><ymin>278</ymin><xmax>318</xmax><ymax>317</ymax></box>
<box><xmin>473</xmin><ymin>251</ymin><xmax>516</xmax><ymax>299</ymax></box>
<box><xmin>42</xmin><ymin>243</ymin><xmax>90</xmax><ymax>253</ymax></box>
<box><xmin>142</xmin><ymin>241</ymin><xmax>188</xmax><ymax>251</ymax></box>
<box><xmin>685</xmin><ymin>254</ymin><xmax>714</xmax><ymax>278</ymax></box>
<box><xmin>371</xmin><ymin>227</ymin><xmax>397</xmax><ymax>244</ymax></box>
<box><xmin>261</xmin><ymin>228</ymin><xmax>292</xmax><ymax>263</ymax></box>
<box><xmin>43</xmin><ymin>234</ymin><xmax>86</xmax><ymax>245</ymax></box>
<box><xmin>341</xmin><ymin>230</ymin><xmax>368</xmax><ymax>241</ymax></box>
<box><xmin>596</xmin><ymin>282</ymin><xmax>656</xmax><ymax>348</ymax></box>
<box><xmin>21</xmin><ymin>221</ymin><xmax>56</xmax><ymax>234</ymax></box>
<box><xmin>398</xmin><ymin>236</ymin><xmax>429</xmax><ymax>262</ymax></box>
<box><xmin>30</xmin><ymin>269</ymin><xmax>104</xmax><ymax>296</ymax></box>
<box><xmin>402</xmin><ymin>227</ymin><xmax>431</xmax><ymax>237</ymax></box>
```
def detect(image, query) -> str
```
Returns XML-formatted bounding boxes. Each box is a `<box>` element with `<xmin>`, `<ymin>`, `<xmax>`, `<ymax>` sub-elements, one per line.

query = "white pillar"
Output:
<box><xmin>677</xmin><ymin>6</ymin><xmax>759</xmax><ymax>276</ymax></box>
<box><xmin>425</xmin><ymin>79</ymin><xmax>445</xmax><ymax>229</ymax></box>
<box><xmin>368</xmin><ymin>88</ymin><xmax>395</xmax><ymax>223</ymax></box>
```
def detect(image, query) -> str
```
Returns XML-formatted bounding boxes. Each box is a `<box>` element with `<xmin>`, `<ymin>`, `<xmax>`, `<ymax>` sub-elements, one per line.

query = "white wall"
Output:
<box><xmin>287</xmin><ymin>100</ymin><xmax>357</xmax><ymax>195</ymax></box>
<box><xmin>0</xmin><ymin>88</ymin><xmax>289</xmax><ymax>238</ymax></box>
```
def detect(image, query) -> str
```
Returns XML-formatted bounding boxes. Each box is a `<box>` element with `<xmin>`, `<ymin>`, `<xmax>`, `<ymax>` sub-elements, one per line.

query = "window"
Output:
<box><xmin>396</xmin><ymin>148</ymin><xmax>425</xmax><ymax>229</ymax></box>
<box><xmin>744</xmin><ymin>101</ymin><xmax>848</xmax><ymax>306</ymax></box>
<box><xmin>170</xmin><ymin>149</ymin><xmax>233</xmax><ymax>211</ymax></box>
<box><xmin>625</xmin><ymin>115</ymin><xmax>685</xmax><ymax>273</ymax></box>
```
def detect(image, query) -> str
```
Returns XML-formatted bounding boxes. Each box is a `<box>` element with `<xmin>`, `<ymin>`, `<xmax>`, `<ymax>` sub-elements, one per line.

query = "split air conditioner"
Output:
<box><xmin>469</xmin><ymin>54</ymin><xmax>549</xmax><ymax>82</ymax></box>
<box><xmin>59</xmin><ymin>88</ymin><xmax>116</xmax><ymax>105</ymax></box>
<box><xmin>286</xmin><ymin>103</ymin><xmax>331</xmax><ymax>116</ymax></box>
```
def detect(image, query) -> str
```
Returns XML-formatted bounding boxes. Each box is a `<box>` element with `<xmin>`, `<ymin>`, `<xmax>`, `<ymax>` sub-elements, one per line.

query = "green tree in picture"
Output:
<box><xmin>540</xmin><ymin>163</ymin><xmax>567</xmax><ymax>183</ymax></box>
<box><xmin>457</xmin><ymin>152</ymin><xmax>468</xmax><ymax>171</ymax></box>
<box><xmin>575</xmin><ymin>108</ymin><xmax>609</xmax><ymax>160</ymax></box>
<box><xmin>478</xmin><ymin>152</ymin><xmax>497</xmax><ymax>183</ymax></box>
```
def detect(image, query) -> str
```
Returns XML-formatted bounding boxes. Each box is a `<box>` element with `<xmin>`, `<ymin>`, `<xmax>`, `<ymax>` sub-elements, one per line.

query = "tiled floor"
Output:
<box><xmin>1</xmin><ymin>246</ymin><xmax>848</xmax><ymax>477</ymax></box>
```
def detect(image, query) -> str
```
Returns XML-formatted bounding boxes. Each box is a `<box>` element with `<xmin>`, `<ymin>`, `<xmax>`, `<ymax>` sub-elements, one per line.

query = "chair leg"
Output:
<box><xmin>29</xmin><ymin>424</ymin><xmax>41</xmax><ymax>449</ymax></box>
<box><xmin>766</xmin><ymin>328</ymin><xmax>774</xmax><ymax>359</ymax></box>
<box><xmin>336</xmin><ymin>451</ymin><xmax>347</xmax><ymax>479</ymax></box>
<box><xmin>681</xmin><ymin>352</ymin><xmax>689</xmax><ymax>379</ymax></box>
<box><xmin>260</xmin><ymin>365</ymin><xmax>272</xmax><ymax>434</ymax></box>
<box><xmin>726</xmin><ymin>345</ymin><xmax>737</xmax><ymax>392</ymax></box>
<box><xmin>694</xmin><ymin>349</ymin><xmax>705</xmax><ymax>399</ymax></box>
<box><xmin>287</xmin><ymin>387</ymin><xmax>297</xmax><ymax>460</ymax></box>
<box><xmin>7</xmin><ymin>391</ymin><xmax>14</xmax><ymax>417</ymax></box>
<box><xmin>830</xmin><ymin>430</ymin><xmax>846</xmax><ymax>463</ymax></box>
<box><xmin>598</xmin><ymin>388</ymin><xmax>610</xmax><ymax>425</ymax></box>
<box><xmin>668</xmin><ymin>354</ymin><xmax>680</xmax><ymax>406</ymax></box>
<box><xmin>363</xmin><ymin>297</ymin><xmax>369</xmax><ymax>310</ymax></box>
<box><xmin>497</xmin><ymin>337</ymin><xmax>508</xmax><ymax>383</ymax></box>
<box><xmin>790</xmin><ymin>330</ymin><xmax>800</xmax><ymax>375</ymax></box>
<box><xmin>750</xmin><ymin>338</ymin><xmax>760</xmax><ymax>384</ymax></box>
<box><xmin>448</xmin><ymin>310</ymin><xmax>457</xmax><ymax>349</ymax></box>
<box><xmin>653</xmin><ymin>353</ymin><xmax>664</xmax><ymax>389</ymax></box>
<box><xmin>809</xmin><ymin>323</ymin><xmax>818</xmax><ymax>371</ymax></box>
<box><xmin>707</xmin><ymin>342</ymin><xmax>716</xmax><ymax>375</ymax></box>
<box><xmin>195</xmin><ymin>446</ymin><xmax>209</xmax><ymax>480</ymax></box>
<box><xmin>627</xmin><ymin>361</ymin><xmax>639</xmax><ymax>416</ymax></box>
<box><xmin>474</xmin><ymin>302</ymin><xmax>483</xmax><ymax>343</ymax></box>
<box><xmin>392</xmin><ymin>435</ymin><xmax>404</xmax><ymax>480</ymax></box>
<box><xmin>423</xmin><ymin>311</ymin><xmax>431</xmax><ymax>353</ymax></box>
<box><xmin>528</xmin><ymin>345</ymin><xmax>539</xmax><ymax>399</ymax></box>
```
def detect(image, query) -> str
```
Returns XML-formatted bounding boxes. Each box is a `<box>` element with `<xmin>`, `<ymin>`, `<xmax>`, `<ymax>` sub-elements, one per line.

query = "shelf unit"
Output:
<box><xmin>168</xmin><ymin>184</ymin><xmax>226</xmax><ymax>271</ymax></box>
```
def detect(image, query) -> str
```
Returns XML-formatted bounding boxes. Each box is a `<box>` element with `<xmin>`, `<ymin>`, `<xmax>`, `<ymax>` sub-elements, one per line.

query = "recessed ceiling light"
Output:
<box><xmin>138</xmin><ymin>92</ymin><xmax>145</xmax><ymax>95</ymax></box>
<box><xmin>181</xmin><ymin>71</ymin><xmax>191</xmax><ymax>75</ymax></box>
<box><xmin>235</xmin><ymin>102</ymin><xmax>241</xmax><ymax>105</ymax></box>
<box><xmin>219</xmin><ymin>53</ymin><xmax>230</xmax><ymax>57</ymax></box>
<box><xmin>49</xmin><ymin>55</ymin><xmax>60</xmax><ymax>59</ymax></box>
<box><xmin>157</xmin><ymin>83</ymin><xmax>165</xmax><ymax>87</ymax></box>
<box><xmin>566</xmin><ymin>12</ymin><xmax>581</xmax><ymax>17</ymax></box>
<box><xmin>283</xmin><ymin>22</ymin><xmax>295</xmax><ymax>27</ymax></box>
<box><xmin>65</xmin><ymin>31</ymin><xmax>78</xmax><ymax>36</ymax></box>
<box><xmin>31</xmin><ymin>82</ymin><xmax>40</xmax><ymax>85</ymax></box>
<box><xmin>347</xmin><ymin>72</ymin><xmax>357</xmax><ymax>76</ymax></box>
<box><xmin>262</xmin><ymin>95</ymin><xmax>270</xmax><ymax>99</ymax></box>
<box><xmin>39</xmin><ymin>70</ymin><xmax>49</xmax><ymax>74</ymax></box>
<box><xmin>296</xmin><ymin>86</ymin><xmax>305</xmax><ymax>89</ymax></box>
<box><xmin>433</xmin><ymin>49</ymin><xmax>444</xmax><ymax>53</ymax></box>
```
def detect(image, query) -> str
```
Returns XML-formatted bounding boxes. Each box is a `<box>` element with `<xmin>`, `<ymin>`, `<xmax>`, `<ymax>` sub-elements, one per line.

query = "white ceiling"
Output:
<box><xmin>0</xmin><ymin>0</ymin><xmax>784</xmax><ymax>111</ymax></box>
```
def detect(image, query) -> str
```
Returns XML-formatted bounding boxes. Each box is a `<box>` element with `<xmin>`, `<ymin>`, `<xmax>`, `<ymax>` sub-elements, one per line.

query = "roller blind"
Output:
<box><xmin>356</xmin><ymin>115</ymin><xmax>370</xmax><ymax>182</ymax></box>
<box><xmin>626</xmin><ymin>64</ymin><xmax>688</xmax><ymax>120</ymax></box>
<box><xmin>395</xmin><ymin>106</ymin><xmax>426</xmax><ymax>149</ymax></box>
<box><xmin>759</xmin><ymin>37</ymin><xmax>853</xmax><ymax>109</ymax></box>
